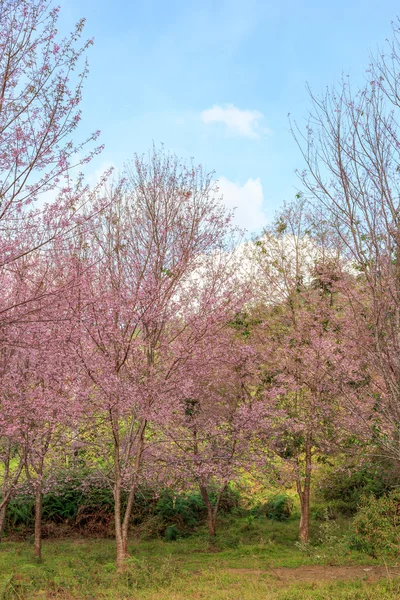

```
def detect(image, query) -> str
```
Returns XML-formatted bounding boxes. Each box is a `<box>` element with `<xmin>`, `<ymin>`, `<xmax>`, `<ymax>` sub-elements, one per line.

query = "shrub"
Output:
<box><xmin>6</xmin><ymin>495</ymin><xmax>34</xmax><ymax>528</ymax></box>
<box><xmin>311</xmin><ymin>500</ymin><xmax>352</xmax><ymax>521</ymax></box>
<box><xmin>42</xmin><ymin>489</ymin><xmax>83</xmax><ymax>523</ymax></box>
<box><xmin>155</xmin><ymin>491</ymin><xmax>206</xmax><ymax>531</ymax></box>
<box><xmin>164</xmin><ymin>524</ymin><xmax>180</xmax><ymax>541</ymax></box>
<box><xmin>136</xmin><ymin>515</ymin><xmax>166</xmax><ymax>540</ymax></box>
<box><xmin>213</xmin><ymin>486</ymin><xmax>241</xmax><ymax>513</ymax></box>
<box><xmin>350</xmin><ymin>491</ymin><xmax>400</xmax><ymax>557</ymax></box>
<box><xmin>263</xmin><ymin>494</ymin><xmax>294</xmax><ymax>521</ymax></box>
<box><xmin>317</xmin><ymin>463</ymin><xmax>398</xmax><ymax>515</ymax></box>
<box><xmin>217</xmin><ymin>529</ymin><xmax>241</xmax><ymax>549</ymax></box>
<box><xmin>317</xmin><ymin>508</ymin><xmax>347</xmax><ymax>550</ymax></box>
<box><xmin>4</xmin><ymin>471</ymin><xmax>241</xmax><ymax>539</ymax></box>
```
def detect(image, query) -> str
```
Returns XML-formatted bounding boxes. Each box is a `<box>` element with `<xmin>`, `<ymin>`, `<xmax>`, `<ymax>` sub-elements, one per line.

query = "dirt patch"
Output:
<box><xmin>227</xmin><ymin>565</ymin><xmax>400</xmax><ymax>583</ymax></box>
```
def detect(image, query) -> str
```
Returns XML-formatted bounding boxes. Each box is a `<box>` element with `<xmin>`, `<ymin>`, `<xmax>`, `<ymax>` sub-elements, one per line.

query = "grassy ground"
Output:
<box><xmin>0</xmin><ymin>515</ymin><xmax>399</xmax><ymax>599</ymax></box>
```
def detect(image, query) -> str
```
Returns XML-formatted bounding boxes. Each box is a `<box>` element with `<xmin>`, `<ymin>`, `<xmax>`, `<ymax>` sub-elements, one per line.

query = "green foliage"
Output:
<box><xmin>311</xmin><ymin>500</ymin><xmax>353</xmax><ymax>520</ymax></box>
<box><xmin>317</xmin><ymin>463</ymin><xmax>396</xmax><ymax>515</ymax></box>
<box><xmin>42</xmin><ymin>489</ymin><xmax>83</xmax><ymax>523</ymax></box>
<box><xmin>5</xmin><ymin>470</ymin><xmax>116</xmax><ymax>534</ymax></box>
<box><xmin>215</xmin><ymin>486</ymin><xmax>241</xmax><ymax>513</ymax></box>
<box><xmin>155</xmin><ymin>491</ymin><xmax>206</xmax><ymax>532</ymax></box>
<box><xmin>263</xmin><ymin>494</ymin><xmax>294</xmax><ymax>521</ymax></box>
<box><xmin>129</xmin><ymin>487</ymin><xmax>159</xmax><ymax>524</ymax></box>
<box><xmin>4</xmin><ymin>473</ymin><xmax>240</xmax><ymax>540</ymax></box>
<box><xmin>6</xmin><ymin>496</ymin><xmax>34</xmax><ymax>528</ymax></box>
<box><xmin>350</xmin><ymin>491</ymin><xmax>400</xmax><ymax>557</ymax></box>
<box><xmin>164</xmin><ymin>524</ymin><xmax>180</xmax><ymax>541</ymax></box>
<box><xmin>317</xmin><ymin>509</ymin><xmax>347</xmax><ymax>552</ymax></box>
<box><xmin>136</xmin><ymin>515</ymin><xmax>166</xmax><ymax>540</ymax></box>
<box><xmin>228</xmin><ymin>310</ymin><xmax>262</xmax><ymax>338</ymax></box>
<box><xmin>81</xmin><ymin>484</ymin><xmax>115</xmax><ymax>512</ymax></box>
<box><xmin>154</xmin><ymin>487</ymin><xmax>240</xmax><ymax>537</ymax></box>
<box><xmin>216</xmin><ymin>529</ymin><xmax>241</xmax><ymax>549</ymax></box>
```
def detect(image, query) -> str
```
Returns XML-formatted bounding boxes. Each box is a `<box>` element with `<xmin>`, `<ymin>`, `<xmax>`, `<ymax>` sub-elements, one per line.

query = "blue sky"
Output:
<box><xmin>59</xmin><ymin>0</ymin><xmax>400</xmax><ymax>235</ymax></box>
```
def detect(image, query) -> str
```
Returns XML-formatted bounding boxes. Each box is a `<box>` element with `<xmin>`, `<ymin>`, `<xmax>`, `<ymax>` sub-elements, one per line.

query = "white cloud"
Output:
<box><xmin>217</xmin><ymin>176</ymin><xmax>267</xmax><ymax>234</ymax></box>
<box><xmin>86</xmin><ymin>161</ymin><xmax>115</xmax><ymax>188</ymax></box>
<box><xmin>201</xmin><ymin>104</ymin><xmax>267</xmax><ymax>138</ymax></box>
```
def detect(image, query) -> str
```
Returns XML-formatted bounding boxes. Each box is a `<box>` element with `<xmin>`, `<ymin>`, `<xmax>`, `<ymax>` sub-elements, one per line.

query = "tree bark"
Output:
<box><xmin>0</xmin><ymin>442</ymin><xmax>25</xmax><ymax>516</ymax></box>
<box><xmin>199</xmin><ymin>483</ymin><xmax>227</xmax><ymax>539</ymax></box>
<box><xmin>299</xmin><ymin>486</ymin><xmax>310</xmax><ymax>544</ymax></box>
<box><xmin>0</xmin><ymin>445</ymin><xmax>10</xmax><ymax>542</ymax></box>
<box><xmin>113</xmin><ymin>441</ymin><xmax>126</xmax><ymax>570</ymax></box>
<box><xmin>296</xmin><ymin>434</ymin><xmax>312</xmax><ymax>544</ymax></box>
<box><xmin>34</xmin><ymin>483</ymin><xmax>42</xmax><ymax>561</ymax></box>
<box><xmin>200</xmin><ymin>485</ymin><xmax>216</xmax><ymax>537</ymax></box>
<box><xmin>114</xmin><ymin>482</ymin><xmax>126</xmax><ymax>568</ymax></box>
<box><xmin>0</xmin><ymin>501</ymin><xmax>7</xmax><ymax>542</ymax></box>
<box><xmin>121</xmin><ymin>419</ymin><xmax>146</xmax><ymax>558</ymax></box>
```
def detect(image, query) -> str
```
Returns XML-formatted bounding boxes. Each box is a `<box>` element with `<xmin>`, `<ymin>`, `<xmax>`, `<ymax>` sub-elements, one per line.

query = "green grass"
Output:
<box><xmin>0</xmin><ymin>515</ymin><xmax>398</xmax><ymax>599</ymax></box>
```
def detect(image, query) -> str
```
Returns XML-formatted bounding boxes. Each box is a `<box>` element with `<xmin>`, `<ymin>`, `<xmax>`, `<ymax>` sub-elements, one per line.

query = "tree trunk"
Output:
<box><xmin>199</xmin><ymin>483</ymin><xmax>227</xmax><ymax>539</ymax></box>
<box><xmin>114</xmin><ymin>487</ymin><xmax>126</xmax><ymax>569</ymax></box>
<box><xmin>0</xmin><ymin>447</ymin><xmax>26</xmax><ymax>516</ymax></box>
<box><xmin>200</xmin><ymin>485</ymin><xmax>217</xmax><ymax>537</ymax></box>
<box><xmin>296</xmin><ymin>434</ymin><xmax>312</xmax><ymax>544</ymax></box>
<box><xmin>0</xmin><ymin>501</ymin><xmax>7</xmax><ymax>542</ymax></box>
<box><xmin>299</xmin><ymin>487</ymin><xmax>310</xmax><ymax>544</ymax></box>
<box><xmin>113</xmin><ymin>444</ymin><xmax>127</xmax><ymax>570</ymax></box>
<box><xmin>114</xmin><ymin>504</ymin><xmax>125</xmax><ymax>569</ymax></box>
<box><xmin>121</xmin><ymin>491</ymin><xmax>132</xmax><ymax>558</ymax></box>
<box><xmin>34</xmin><ymin>483</ymin><xmax>42</xmax><ymax>561</ymax></box>
<box><xmin>0</xmin><ymin>447</ymin><xmax>10</xmax><ymax>543</ymax></box>
<box><xmin>120</xmin><ymin>419</ymin><xmax>146</xmax><ymax>558</ymax></box>
<box><xmin>109</xmin><ymin>405</ymin><xmax>129</xmax><ymax>570</ymax></box>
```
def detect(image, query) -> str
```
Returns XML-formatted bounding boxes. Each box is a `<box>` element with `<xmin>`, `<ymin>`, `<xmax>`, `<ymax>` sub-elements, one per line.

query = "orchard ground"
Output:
<box><xmin>1</xmin><ymin>514</ymin><xmax>400</xmax><ymax>599</ymax></box>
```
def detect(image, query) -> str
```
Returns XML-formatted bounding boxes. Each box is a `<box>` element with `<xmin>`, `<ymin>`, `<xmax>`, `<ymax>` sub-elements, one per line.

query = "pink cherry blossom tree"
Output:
<box><xmin>0</xmin><ymin>244</ymin><xmax>84</xmax><ymax>558</ymax></box>
<box><xmin>251</xmin><ymin>200</ymin><xmax>363</xmax><ymax>543</ymax></box>
<box><xmin>0</xmin><ymin>0</ymin><xmax>105</xmax><ymax>539</ymax></box>
<box><xmin>67</xmin><ymin>147</ymin><xmax>244</xmax><ymax>567</ymax></box>
<box><xmin>158</xmin><ymin>327</ymin><xmax>261</xmax><ymax>539</ymax></box>
<box><xmin>0</xmin><ymin>0</ymin><xmax>108</xmax><ymax>350</ymax></box>
<box><xmin>0</xmin><ymin>0</ymin><xmax>104</xmax><ymax>262</ymax></box>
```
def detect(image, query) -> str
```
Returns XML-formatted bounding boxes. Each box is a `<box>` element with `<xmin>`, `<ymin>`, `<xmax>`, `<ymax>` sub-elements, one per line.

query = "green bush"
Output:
<box><xmin>4</xmin><ymin>471</ymin><xmax>241</xmax><ymax>539</ymax></box>
<box><xmin>310</xmin><ymin>502</ymin><xmax>331</xmax><ymax>521</ymax></box>
<box><xmin>263</xmin><ymin>494</ymin><xmax>294</xmax><ymax>521</ymax></box>
<box><xmin>350</xmin><ymin>491</ymin><xmax>400</xmax><ymax>557</ymax></box>
<box><xmin>136</xmin><ymin>514</ymin><xmax>166</xmax><ymax>540</ymax></box>
<box><xmin>154</xmin><ymin>487</ymin><xmax>239</xmax><ymax>535</ymax></box>
<box><xmin>213</xmin><ymin>486</ymin><xmax>241</xmax><ymax>513</ymax></box>
<box><xmin>155</xmin><ymin>491</ymin><xmax>206</xmax><ymax>531</ymax></box>
<box><xmin>216</xmin><ymin>528</ymin><xmax>241</xmax><ymax>549</ymax></box>
<box><xmin>42</xmin><ymin>489</ymin><xmax>83</xmax><ymax>523</ymax></box>
<box><xmin>6</xmin><ymin>495</ymin><xmax>34</xmax><ymax>528</ymax></box>
<box><xmin>317</xmin><ymin>463</ymin><xmax>398</xmax><ymax>515</ymax></box>
<box><xmin>311</xmin><ymin>500</ymin><xmax>352</xmax><ymax>521</ymax></box>
<box><xmin>164</xmin><ymin>524</ymin><xmax>179</xmax><ymax>541</ymax></box>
